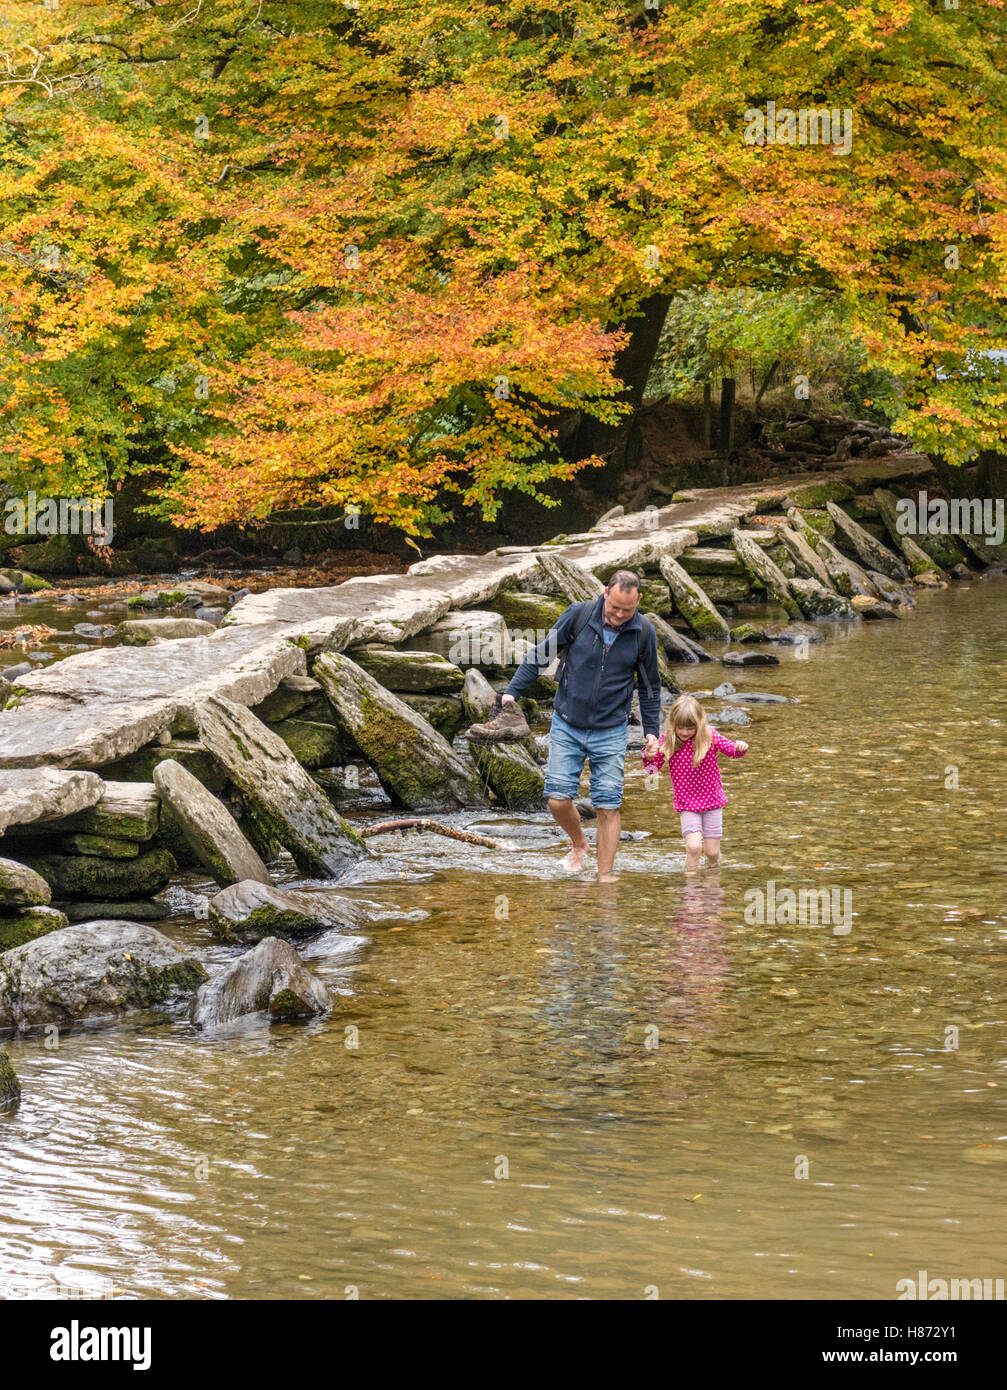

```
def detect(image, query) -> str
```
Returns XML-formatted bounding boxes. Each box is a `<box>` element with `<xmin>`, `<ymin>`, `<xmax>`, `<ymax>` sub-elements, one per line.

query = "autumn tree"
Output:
<box><xmin>1</xmin><ymin>1</ymin><xmax>1007</xmax><ymax>535</ymax></box>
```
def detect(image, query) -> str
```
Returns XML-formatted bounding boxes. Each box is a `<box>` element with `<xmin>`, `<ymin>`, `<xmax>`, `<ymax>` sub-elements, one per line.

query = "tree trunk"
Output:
<box><xmin>561</xmin><ymin>292</ymin><xmax>672</xmax><ymax>494</ymax></box>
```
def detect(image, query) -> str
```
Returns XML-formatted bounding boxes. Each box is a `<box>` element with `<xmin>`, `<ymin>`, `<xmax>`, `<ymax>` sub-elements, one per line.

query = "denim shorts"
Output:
<box><xmin>544</xmin><ymin>712</ymin><xmax>629</xmax><ymax>809</ymax></box>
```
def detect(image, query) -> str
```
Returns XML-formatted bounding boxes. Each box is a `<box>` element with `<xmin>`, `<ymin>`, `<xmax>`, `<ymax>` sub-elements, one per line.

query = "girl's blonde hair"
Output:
<box><xmin>662</xmin><ymin>693</ymin><xmax>712</xmax><ymax>766</ymax></box>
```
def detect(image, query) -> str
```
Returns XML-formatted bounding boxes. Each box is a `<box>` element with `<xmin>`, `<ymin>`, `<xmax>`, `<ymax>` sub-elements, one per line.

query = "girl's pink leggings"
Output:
<box><xmin>680</xmin><ymin>808</ymin><xmax>723</xmax><ymax>840</ymax></box>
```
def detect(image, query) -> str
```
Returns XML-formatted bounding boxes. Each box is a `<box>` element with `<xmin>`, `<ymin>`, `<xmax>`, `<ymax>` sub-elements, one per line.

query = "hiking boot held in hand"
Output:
<box><xmin>464</xmin><ymin>699</ymin><xmax>531</xmax><ymax>743</ymax></box>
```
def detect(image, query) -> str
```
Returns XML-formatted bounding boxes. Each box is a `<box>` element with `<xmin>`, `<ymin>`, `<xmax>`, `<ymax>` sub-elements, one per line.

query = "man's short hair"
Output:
<box><xmin>607</xmin><ymin>569</ymin><xmax>642</xmax><ymax>594</ymax></box>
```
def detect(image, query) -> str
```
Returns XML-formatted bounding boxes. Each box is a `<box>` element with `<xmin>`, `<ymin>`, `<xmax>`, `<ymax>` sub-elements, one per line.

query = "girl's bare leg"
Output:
<box><xmin>704</xmin><ymin>837</ymin><xmax>721</xmax><ymax>866</ymax></box>
<box><xmin>684</xmin><ymin>831</ymin><xmax>703</xmax><ymax>871</ymax></box>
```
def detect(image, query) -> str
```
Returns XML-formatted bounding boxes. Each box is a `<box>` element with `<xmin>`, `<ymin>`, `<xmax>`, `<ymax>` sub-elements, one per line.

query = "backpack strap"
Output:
<box><xmin>554</xmin><ymin>600</ymin><xmax>595</xmax><ymax>688</ymax></box>
<box><xmin>635</xmin><ymin>621</ymin><xmax>655</xmax><ymax>700</ymax></box>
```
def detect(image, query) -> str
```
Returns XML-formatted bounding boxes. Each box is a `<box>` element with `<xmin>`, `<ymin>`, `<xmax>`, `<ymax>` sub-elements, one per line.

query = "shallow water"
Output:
<box><xmin>1</xmin><ymin>579</ymin><xmax>1006</xmax><ymax>1301</ymax></box>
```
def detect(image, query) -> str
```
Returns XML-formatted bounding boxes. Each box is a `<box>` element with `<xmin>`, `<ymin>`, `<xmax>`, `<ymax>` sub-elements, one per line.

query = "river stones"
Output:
<box><xmin>0</xmin><ymin>857</ymin><xmax>51</xmax><ymax>908</ymax></box>
<box><xmin>871</xmin><ymin>489</ymin><xmax>946</xmax><ymax>577</ymax></box>
<box><xmin>0</xmin><ymin>921</ymin><xmax>207</xmax><ymax>1033</ymax></box>
<box><xmin>0</xmin><ymin>1049</ymin><xmax>19</xmax><ymax>1109</ymax></box>
<box><xmin>314</xmin><ymin>651</ymin><xmax>487</xmax><ymax>811</ymax></box>
<box><xmin>195</xmin><ymin>695</ymin><xmax>367</xmax><ymax>878</ymax></box>
<box><xmin>153</xmin><ymin>759</ymin><xmax>269</xmax><ymax>887</ymax></box>
<box><xmin>352</xmin><ymin>645</ymin><xmax>465</xmax><ymax>694</ymax></box>
<box><xmin>873</xmin><ymin>488</ymin><xmax>967</xmax><ymax>570</ymax></box>
<box><xmin>639</xmin><ymin>618</ymin><xmax>682</xmax><ymax>691</ymax></box>
<box><xmin>788</xmin><ymin>480</ymin><xmax>855</xmax><ymax>509</ymax></box>
<box><xmin>269</xmin><ymin>718</ymin><xmax>344</xmax><ymax>769</ymax></box>
<box><xmin>535</xmin><ymin>552</ymin><xmax>604</xmax><ymax>603</ymax></box>
<box><xmin>776</xmin><ymin>525</ymin><xmax>835</xmax><ymax>589</ymax></box>
<box><xmin>763</xmin><ymin>622</ymin><xmax>826</xmax><ymax>644</ymax></box>
<box><xmin>54</xmin><ymin>781</ymin><xmax>160</xmax><ymax>841</ymax></box>
<box><xmin>659</xmin><ymin>554</ymin><xmax>730</xmax><ymax>640</ymax></box>
<box><xmin>208</xmin><ymin>879</ymin><xmax>367</xmax><ymax>943</ymax></box>
<box><xmin>403</xmin><ymin>610</ymin><xmax>510</xmax><ymax>673</ymax></box>
<box><xmin>679</xmin><ymin>547</ymin><xmax>747</xmax><ymax>576</ymax></box>
<box><xmin>469</xmin><ymin>740</ymin><xmax>546</xmax><ymax>810</ymax></box>
<box><xmin>0</xmin><ymin>906</ymin><xmax>69</xmax><ymax>951</ymax></box>
<box><xmin>852</xmin><ymin>595</ymin><xmax>899</xmax><ymax>620</ymax></box>
<box><xmin>644</xmin><ymin>612</ymin><xmax>713</xmax><ymax>663</ymax></box>
<box><xmin>22</xmin><ymin>848</ymin><xmax>177</xmax><ymax>901</ymax></box>
<box><xmin>398</xmin><ymin>694</ymin><xmax>464</xmax><ymax>742</ymax></box>
<box><xmin>731</xmin><ymin>530</ymin><xmax>801</xmax><ymax>618</ymax></box>
<box><xmin>490</xmin><ymin>590</ymin><xmax>567</xmax><ymax>630</ymax></box>
<box><xmin>788</xmin><ymin>578</ymin><xmax>858</xmax><ymax>620</ymax></box>
<box><xmin>728</xmin><ymin>624</ymin><xmax>766</xmax><ymax>643</ymax></box>
<box><xmin>0</xmin><ymin>768</ymin><xmax>104</xmax><ymax>834</ymax></box>
<box><xmin>191</xmin><ymin>936</ymin><xmax>333</xmax><ymax>1028</ymax></box>
<box><xmin>637</xmin><ymin>578</ymin><xmax>673</xmax><ymax>618</ymax></box>
<box><xmin>118</xmin><ymin>617</ymin><xmax>216</xmax><ymax>646</ymax></box>
<box><xmin>790</xmin><ymin>517</ymin><xmax>878</xmax><ymax>598</ymax></box>
<box><xmin>721</xmin><ymin>649</ymin><xmax>779</xmax><ymax>666</ymax></box>
<box><xmin>826</xmin><ymin>502</ymin><xmax>909</xmax><ymax>580</ymax></box>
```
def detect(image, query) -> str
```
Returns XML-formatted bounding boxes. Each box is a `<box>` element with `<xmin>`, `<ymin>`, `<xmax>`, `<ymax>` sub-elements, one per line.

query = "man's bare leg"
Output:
<box><xmin>548</xmin><ymin>796</ymin><xmax>589</xmax><ymax>872</ymax></box>
<box><xmin>595</xmin><ymin>807</ymin><xmax>621</xmax><ymax>882</ymax></box>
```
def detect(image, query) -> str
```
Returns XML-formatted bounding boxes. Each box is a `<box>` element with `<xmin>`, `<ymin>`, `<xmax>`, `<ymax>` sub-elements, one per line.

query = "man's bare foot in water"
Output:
<box><xmin>561</xmin><ymin>845</ymin><xmax>588</xmax><ymax>873</ymax></box>
<box><xmin>597</xmin><ymin>871</ymin><xmax>619</xmax><ymax>883</ymax></box>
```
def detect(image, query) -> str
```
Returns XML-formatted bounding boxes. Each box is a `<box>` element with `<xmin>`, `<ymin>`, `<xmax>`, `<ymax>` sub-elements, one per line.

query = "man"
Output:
<box><xmin>467</xmin><ymin>570</ymin><xmax>661</xmax><ymax>881</ymax></box>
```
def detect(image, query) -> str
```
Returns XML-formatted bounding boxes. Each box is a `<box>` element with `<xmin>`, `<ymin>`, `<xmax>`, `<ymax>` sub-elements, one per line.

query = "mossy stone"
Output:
<box><xmin>790</xmin><ymin>481</ymin><xmax>854</xmax><ymax>508</ymax></box>
<box><xmin>399</xmin><ymin>694</ymin><xmax>464</xmax><ymax>742</ymax></box>
<box><xmin>101</xmin><ymin>739</ymin><xmax>228</xmax><ymax>793</ymax></box>
<box><xmin>23</xmin><ymin>849</ymin><xmax>177</xmax><ymax>901</ymax></box>
<box><xmin>269</xmin><ymin>718</ymin><xmax>344</xmax><ymax>769</ymax></box>
<box><xmin>491</xmin><ymin>590</ymin><xmax>567</xmax><ymax>629</ymax></box>
<box><xmin>59</xmin><ymin>833</ymin><xmax>140</xmax><ymax>859</ymax></box>
<box><xmin>0</xmin><ymin>906</ymin><xmax>69</xmax><ymax>951</ymax></box>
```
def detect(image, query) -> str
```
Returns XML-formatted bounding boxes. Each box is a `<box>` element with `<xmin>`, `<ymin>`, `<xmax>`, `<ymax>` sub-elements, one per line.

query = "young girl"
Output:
<box><xmin>642</xmin><ymin>694</ymin><xmax>748</xmax><ymax>869</ymax></box>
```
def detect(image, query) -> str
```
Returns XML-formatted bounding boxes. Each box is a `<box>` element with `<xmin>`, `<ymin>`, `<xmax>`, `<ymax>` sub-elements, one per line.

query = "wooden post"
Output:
<box><xmin>702</xmin><ymin>380</ymin><xmax>712</xmax><ymax>450</ymax></box>
<box><xmin>719</xmin><ymin>377</ymin><xmax>735</xmax><ymax>454</ymax></box>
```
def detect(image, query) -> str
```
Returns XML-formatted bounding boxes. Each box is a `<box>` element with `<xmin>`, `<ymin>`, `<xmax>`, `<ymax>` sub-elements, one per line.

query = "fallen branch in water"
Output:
<box><xmin>362</xmin><ymin>818</ymin><xmax>509</xmax><ymax>850</ymax></box>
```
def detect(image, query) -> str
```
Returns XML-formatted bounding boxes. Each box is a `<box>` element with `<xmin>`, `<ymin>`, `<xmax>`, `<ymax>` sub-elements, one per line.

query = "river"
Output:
<box><xmin>1</xmin><ymin>577</ymin><xmax>1005</xmax><ymax>1300</ymax></box>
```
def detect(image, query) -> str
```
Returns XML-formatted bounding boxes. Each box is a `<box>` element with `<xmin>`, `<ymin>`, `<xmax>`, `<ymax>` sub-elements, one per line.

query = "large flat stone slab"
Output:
<box><xmin>195</xmin><ymin>695</ymin><xmax>367</xmax><ymax>879</ymax></box>
<box><xmin>314</xmin><ymin>651</ymin><xmax>488</xmax><ymax>811</ymax></box>
<box><xmin>0</xmin><ymin>769</ymin><xmax>105</xmax><ymax>834</ymax></box>
<box><xmin>153</xmin><ymin>759</ymin><xmax>270</xmax><ymax>887</ymax></box>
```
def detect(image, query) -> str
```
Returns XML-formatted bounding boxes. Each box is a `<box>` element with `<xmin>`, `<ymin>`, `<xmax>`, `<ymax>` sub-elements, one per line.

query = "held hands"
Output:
<box><xmin>643</xmin><ymin>734</ymin><xmax>659</xmax><ymax>760</ymax></box>
<box><xmin>501</xmin><ymin>693</ymin><xmax>516</xmax><ymax>707</ymax></box>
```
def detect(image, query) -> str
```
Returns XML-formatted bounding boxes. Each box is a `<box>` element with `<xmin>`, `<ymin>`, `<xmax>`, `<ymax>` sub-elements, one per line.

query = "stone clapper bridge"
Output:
<box><xmin>0</xmin><ymin>456</ymin><xmax>956</xmax><ymax>1051</ymax></box>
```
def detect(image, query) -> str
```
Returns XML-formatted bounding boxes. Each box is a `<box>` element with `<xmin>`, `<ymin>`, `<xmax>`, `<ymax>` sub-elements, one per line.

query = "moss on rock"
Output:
<box><xmin>22</xmin><ymin>849</ymin><xmax>177</xmax><ymax>902</ymax></box>
<box><xmin>0</xmin><ymin>906</ymin><xmax>69</xmax><ymax>951</ymax></box>
<box><xmin>0</xmin><ymin>1050</ymin><xmax>19</xmax><ymax>1110</ymax></box>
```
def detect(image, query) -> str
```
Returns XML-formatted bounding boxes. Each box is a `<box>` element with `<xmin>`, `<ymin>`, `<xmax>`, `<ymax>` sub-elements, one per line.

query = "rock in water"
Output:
<box><xmin>208</xmin><ymin>879</ymin><xmax>367</xmax><ymax>943</ymax></box>
<box><xmin>788</xmin><ymin>578</ymin><xmax>858</xmax><ymax>621</ymax></box>
<box><xmin>788</xmin><ymin>514</ymin><xmax>878</xmax><ymax>598</ymax></box>
<box><xmin>195</xmin><ymin>695</ymin><xmax>367</xmax><ymax>879</ymax></box>
<box><xmin>658</xmin><ymin>555</ymin><xmax>730</xmax><ymax>640</ymax></box>
<box><xmin>721</xmin><ymin>650</ymin><xmax>779</xmax><ymax>667</ymax></box>
<box><xmin>643</xmin><ymin>612</ymin><xmax>713</xmax><ymax>663</ymax></box>
<box><xmin>0</xmin><ymin>922</ymin><xmax>207</xmax><ymax>1032</ymax></box>
<box><xmin>403</xmin><ymin>610</ymin><xmax>510</xmax><ymax>672</ymax></box>
<box><xmin>873</xmin><ymin>488</ymin><xmax>967</xmax><ymax>571</ymax></box>
<box><xmin>190</xmin><ymin>936</ymin><xmax>332</xmax><ymax>1028</ymax></box>
<box><xmin>0</xmin><ymin>1050</ymin><xmax>19</xmax><ymax>1110</ymax></box>
<box><xmin>0</xmin><ymin>857</ymin><xmax>51</xmax><ymax>908</ymax></box>
<box><xmin>469</xmin><ymin>740</ymin><xmax>546</xmax><ymax>810</ymax></box>
<box><xmin>776</xmin><ymin>525</ymin><xmax>835</xmax><ymax>590</ymax></box>
<box><xmin>0</xmin><ymin>905</ymin><xmax>69</xmax><ymax>951</ymax></box>
<box><xmin>826</xmin><ymin>501</ymin><xmax>910</xmax><ymax>581</ymax></box>
<box><xmin>871</xmin><ymin>489</ymin><xmax>947</xmax><ymax>577</ymax></box>
<box><xmin>61</xmin><ymin>900</ymin><xmax>170</xmax><ymax>922</ymax></box>
<box><xmin>763</xmin><ymin>623</ymin><xmax>826</xmax><ymax>645</ymax></box>
<box><xmin>313</xmin><ymin>651</ymin><xmax>488</xmax><ymax>811</ymax></box>
<box><xmin>117</xmin><ymin>617</ymin><xmax>216</xmax><ymax>646</ymax></box>
<box><xmin>153</xmin><ymin>759</ymin><xmax>270</xmax><ymax>887</ymax></box>
<box><xmin>22</xmin><ymin>849</ymin><xmax>176</xmax><ymax>902</ymax></box>
<box><xmin>731</xmin><ymin>530</ymin><xmax>802</xmax><ymax>618</ymax></box>
<box><xmin>59</xmin><ymin>833</ymin><xmax>140</xmax><ymax>859</ymax></box>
